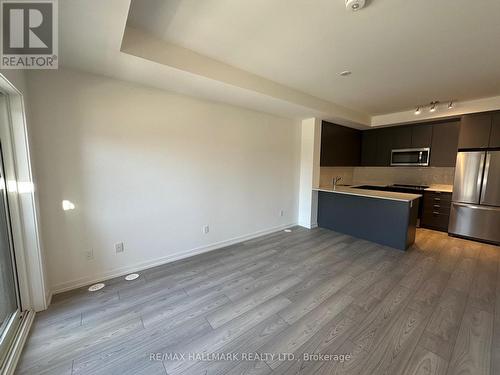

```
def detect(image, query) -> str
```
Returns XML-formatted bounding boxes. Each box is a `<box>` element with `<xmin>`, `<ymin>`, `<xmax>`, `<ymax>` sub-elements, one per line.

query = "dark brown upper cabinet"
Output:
<box><xmin>320</xmin><ymin>121</ymin><xmax>361</xmax><ymax>166</ymax></box>
<box><xmin>392</xmin><ymin>126</ymin><xmax>412</xmax><ymax>150</ymax></box>
<box><xmin>386</xmin><ymin>124</ymin><xmax>433</xmax><ymax>151</ymax></box>
<box><xmin>359</xmin><ymin>119</ymin><xmax>460</xmax><ymax>167</ymax></box>
<box><xmin>361</xmin><ymin>124</ymin><xmax>433</xmax><ymax>167</ymax></box>
<box><xmin>376</xmin><ymin>128</ymin><xmax>393</xmax><ymax>166</ymax></box>
<box><xmin>361</xmin><ymin>130</ymin><xmax>378</xmax><ymax>166</ymax></box>
<box><xmin>411</xmin><ymin>124</ymin><xmax>433</xmax><ymax>148</ymax></box>
<box><xmin>490</xmin><ymin>112</ymin><xmax>500</xmax><ymax>148</ymax></box>
<box><xmin>430</xmin><ymin>121</ymin><xmax>460</xmax><ymax>167</ymax></box>
<box><xmin>459</xmin><ymin>113</ymin><xmax>492</xmax><ymax>149</ymax></box>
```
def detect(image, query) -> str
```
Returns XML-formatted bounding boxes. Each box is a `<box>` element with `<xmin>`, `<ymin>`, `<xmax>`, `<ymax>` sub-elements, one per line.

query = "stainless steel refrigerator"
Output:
<box><xmin>449</xmin><ymin>150</ymin><xmax>500</xmax><ymax>244</ymax></box>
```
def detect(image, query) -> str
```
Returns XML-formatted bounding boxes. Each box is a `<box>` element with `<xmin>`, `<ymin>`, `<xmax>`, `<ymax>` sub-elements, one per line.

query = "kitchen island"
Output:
<box><xmin>315</xmin><ymin>186</ymin><xmax>421</xmax><ymax>250</ymax></box>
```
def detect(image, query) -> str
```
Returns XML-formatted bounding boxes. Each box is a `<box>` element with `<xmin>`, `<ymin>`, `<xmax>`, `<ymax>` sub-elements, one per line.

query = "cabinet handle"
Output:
<box><xmin>433</xmin><ymin>204</ymin><xmax>440</xmax><ymax>208</ymax></box>
<box><xmin>434</xmin><ymin>198</ymin><xmax>441</xmax><ymax>201</ymax></box>
<box><xmin>433</xmin><ymin>211</ymin><xmax>440</xmax><ymax>216</ymax></box>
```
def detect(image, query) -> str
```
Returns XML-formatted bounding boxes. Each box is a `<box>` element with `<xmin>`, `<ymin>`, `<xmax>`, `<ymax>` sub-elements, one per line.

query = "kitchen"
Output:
<box><xmin>316</xmin><ymin>111</ymin><xmax>500</xmax><ymax>249</ymax></box>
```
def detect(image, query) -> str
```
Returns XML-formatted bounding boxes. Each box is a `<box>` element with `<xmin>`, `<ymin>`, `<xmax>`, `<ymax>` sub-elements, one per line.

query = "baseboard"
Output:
<box><xmin>50</xmin><ymin>222</ymin><xmax>297</xmax><ymax>295</ymax></box>
<box><xmin>1</xmin><ymin>310</ymin><xmax>35</xmax><ymax>375</ymax></box>
<box><xmin>298</xmin><ymin>222</ymin><xmax>318</xmax><ymax>229</ymax></box>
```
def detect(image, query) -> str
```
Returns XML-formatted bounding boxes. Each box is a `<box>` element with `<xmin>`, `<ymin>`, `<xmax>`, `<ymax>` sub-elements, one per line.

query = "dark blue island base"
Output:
<box><xmin>317</xmin><ymin>190</ymin><xmax>419</xmax><ymax>250</ymax></box>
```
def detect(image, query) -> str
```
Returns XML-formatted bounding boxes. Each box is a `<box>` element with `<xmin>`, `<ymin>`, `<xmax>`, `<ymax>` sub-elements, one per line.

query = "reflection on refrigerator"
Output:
<box><xmin>449</xmin><ymin>150</ymin><xmax>500</xmax><ymax>244</ymax></box>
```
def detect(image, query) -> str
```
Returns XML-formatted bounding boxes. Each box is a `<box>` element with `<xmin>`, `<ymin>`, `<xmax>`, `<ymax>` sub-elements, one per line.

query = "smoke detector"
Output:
<box><xmin>346</xmin><ymin>0</ymin><xmax>366</xmax><ymax>11</ymax></box>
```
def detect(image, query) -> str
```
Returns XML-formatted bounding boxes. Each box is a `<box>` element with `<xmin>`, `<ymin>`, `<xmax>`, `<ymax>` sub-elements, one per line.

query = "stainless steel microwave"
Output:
<box><xmin>391</xmin><ymin>148</ymin><xmax>430</xmax><ymax>166</ymax></box>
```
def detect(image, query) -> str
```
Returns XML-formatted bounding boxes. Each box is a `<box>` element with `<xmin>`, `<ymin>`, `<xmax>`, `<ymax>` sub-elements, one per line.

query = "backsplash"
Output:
<box><xmin>320</xmin><ymin>166</ymin><xmax>455</xmax><ymax>187</ymax></box>
<box><xmin>320</xmin><ymin>167</ymin><xmax>355</xmax><ymax>186</ymax></box>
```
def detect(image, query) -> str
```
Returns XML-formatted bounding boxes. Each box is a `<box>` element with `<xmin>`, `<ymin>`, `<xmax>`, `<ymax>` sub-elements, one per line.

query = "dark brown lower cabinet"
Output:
<box><xmin>421</xmin><ymin>191</ymin><xmax>452</xmax><ymax>232</ymax></box>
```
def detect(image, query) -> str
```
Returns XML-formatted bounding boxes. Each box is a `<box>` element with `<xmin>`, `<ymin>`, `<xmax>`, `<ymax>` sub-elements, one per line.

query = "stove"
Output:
<box><xmin>389</xmin><ymin>184</ymin><xmax>429</xmax><ymax>191</ymax></box>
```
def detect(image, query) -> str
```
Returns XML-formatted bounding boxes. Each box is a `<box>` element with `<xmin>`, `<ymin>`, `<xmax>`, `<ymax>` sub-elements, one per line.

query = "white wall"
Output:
<box><xmin>26</xmin><ymin>69</ymin><xmax>301</xmax><ymax>293</ymax></box>
<box><xmin>297</xmin><ymin>118</ymin><xmax>321</xmax><ymax>228</ymax></box>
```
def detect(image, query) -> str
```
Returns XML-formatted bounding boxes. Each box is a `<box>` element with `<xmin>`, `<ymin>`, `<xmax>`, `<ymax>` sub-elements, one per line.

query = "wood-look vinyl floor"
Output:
<box><xmin>16</xmin><ymin>227</ymin><xmax>500</xmax><ymax>375</ymax></box>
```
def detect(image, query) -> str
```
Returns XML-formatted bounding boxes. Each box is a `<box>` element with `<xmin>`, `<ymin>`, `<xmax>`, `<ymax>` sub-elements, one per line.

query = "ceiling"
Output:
<box><xmin>56</xmin><ymin>1</ymin><xmax>336</xmax><ymax>122</ymax></box>
<box><xmin>54</xmin><ymin>1</ymin><xmax>500</xmax><ymax>127</ymax></box>
<box><xmin>128</xmin><ymin>0</ymin><xmax>500</xmax><ymax>115</ymax></box>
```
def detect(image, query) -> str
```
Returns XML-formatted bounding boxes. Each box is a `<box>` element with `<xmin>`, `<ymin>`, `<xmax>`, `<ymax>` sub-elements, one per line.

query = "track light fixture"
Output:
<box><xmin>413</xmin><ymin>100</ymin><xmax>454</xmax><ymax>115</ymax></box>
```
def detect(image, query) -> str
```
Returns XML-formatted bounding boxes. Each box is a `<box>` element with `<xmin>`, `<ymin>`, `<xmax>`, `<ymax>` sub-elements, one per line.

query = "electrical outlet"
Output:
<box><xmin>84</xmin><ymin>249</ymin><xmax>94</xmax><ymax>261</ymax></box>
<box><xmin>115</xmin><ymin>242</ymin><xmax>124</xmax><ymax>253</ymax></box>
<box><xmin>202</xmin><ymin>225</ymin><xmax>210</xmax><ymax>234</ymax></box>
<box><xmin>279</xmin><ymin>209</ymin><xmax>284</xmax><ymax>217</ymax></box>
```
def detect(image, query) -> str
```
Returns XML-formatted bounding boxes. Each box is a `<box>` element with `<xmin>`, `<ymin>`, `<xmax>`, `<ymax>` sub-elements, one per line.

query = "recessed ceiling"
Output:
<box><xmin>57</xmin><ymin>1</ymin><xmax>355</xmax><ymax>124</ymax></box>
<box><xmin>128</xmin><ymin>0</ymin><xmax>500</xmax><ymax>115</ymax></box>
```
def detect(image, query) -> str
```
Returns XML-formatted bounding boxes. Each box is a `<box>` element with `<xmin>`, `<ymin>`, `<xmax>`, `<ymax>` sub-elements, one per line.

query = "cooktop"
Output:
<box><xmin>390</xmin><ymin>184</ymin><xmax>429</xmax><ymax>190</ymax></box>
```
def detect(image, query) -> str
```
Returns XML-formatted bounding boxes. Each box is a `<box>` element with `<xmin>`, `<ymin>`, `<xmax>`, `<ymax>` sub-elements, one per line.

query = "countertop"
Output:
<box><xmin>425</xmin><ymin>184</ymin><xmax>453</xmax><ymax>193</ymax></box>
<box><xmin>314</xmin><ymin>185</ymin><xmax>421</xmax><ymax>202</ymax></box>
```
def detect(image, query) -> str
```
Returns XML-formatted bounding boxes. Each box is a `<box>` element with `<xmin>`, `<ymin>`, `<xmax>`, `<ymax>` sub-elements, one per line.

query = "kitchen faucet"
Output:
<box><xmin>333</xmin><ymin>176</ymin><xmax>342</xmax><ymax>188</ymax></box>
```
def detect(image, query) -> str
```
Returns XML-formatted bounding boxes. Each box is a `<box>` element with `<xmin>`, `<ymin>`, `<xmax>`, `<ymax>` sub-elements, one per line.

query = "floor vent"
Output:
<box><xmin>125</xmin><ymin>273</ymin><xmax>139</xmax><ymax>281</ymax></box>
<box><xmin>88</xmin><ymin>283</ymin><xmax>105</xmax><ymax>292</ymax></box>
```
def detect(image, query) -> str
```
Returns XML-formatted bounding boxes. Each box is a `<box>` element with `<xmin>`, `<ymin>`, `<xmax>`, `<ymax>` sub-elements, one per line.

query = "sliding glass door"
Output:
<box><xmin>0</xmin><ymin>100</ymin><xmax>22</xmax><ymax>366</ymax></box>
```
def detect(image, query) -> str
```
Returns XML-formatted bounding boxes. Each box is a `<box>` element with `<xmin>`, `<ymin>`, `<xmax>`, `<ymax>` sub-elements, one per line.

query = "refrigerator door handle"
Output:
<box><xmin>480</xmin><ymin>152</ymin><xmax>491</xmax><ymax>204</ymax></box>
<box><xmin>477</xmin><ymin>152</ymin><xmax>486</xmax><ymax>201</ymax></box>
<box><xmin>453</xmin><ymin>202</ymin><xmax>487</xmax><ymax>210</ymax></box>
